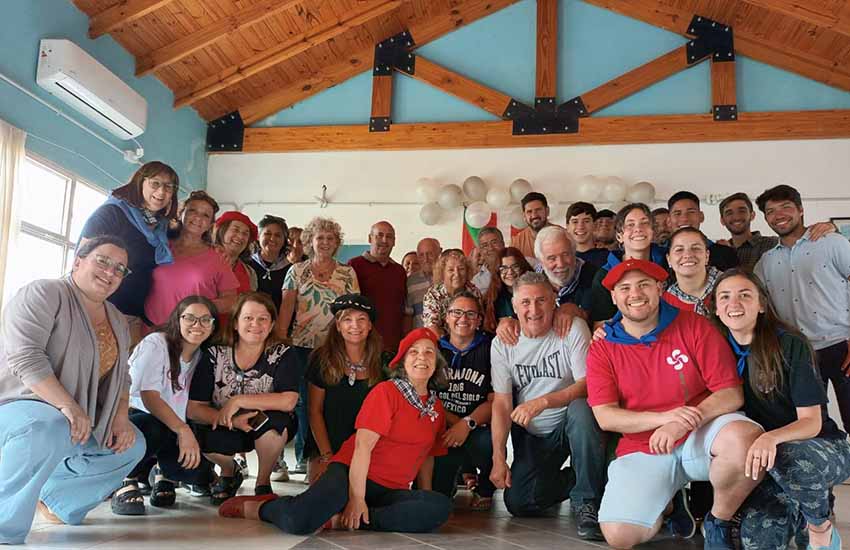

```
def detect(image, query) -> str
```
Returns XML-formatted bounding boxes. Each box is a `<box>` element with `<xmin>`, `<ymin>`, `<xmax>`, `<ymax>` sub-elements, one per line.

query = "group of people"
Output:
<box><xmin>1</xmin><ymin>161</ymin><xmax>849</xmax><ymax>550</ymax></box>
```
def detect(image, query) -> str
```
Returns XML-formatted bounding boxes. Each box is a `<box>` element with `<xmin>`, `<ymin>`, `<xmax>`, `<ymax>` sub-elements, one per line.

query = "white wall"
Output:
<box><xmin>207</xmin><ymin>139</ymin><xmax>850</xmax><ymax>260</ymax></box>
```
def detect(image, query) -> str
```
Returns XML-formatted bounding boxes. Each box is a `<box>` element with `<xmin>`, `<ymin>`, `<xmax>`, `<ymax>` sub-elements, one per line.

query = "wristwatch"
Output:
<box><xmin>463</xmin><ymin>416</ymin><xmax>477</xmax><ymax>430</ymax></box>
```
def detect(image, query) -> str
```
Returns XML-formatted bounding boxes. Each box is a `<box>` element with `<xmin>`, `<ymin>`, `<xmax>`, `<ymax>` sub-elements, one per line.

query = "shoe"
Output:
<box><xmin>185</xmin><ymin>483</ymin><xmax>211</xmax><ymax>497</ymax></box>
<box><xmin>271</xmin><ymin>461</ymin><xmax>290</xmax><ymax>482</ymax></box>
<box><xmin>665</xmin><ymin>489</ymin><xmax>696</xmax><ymax>538</ymax></box>
<box><xmin>218</xmin><ymin>494</ymin><xmax>277</xmax><ymax>519</ymax></box>
<box><xmin>234</xmin><ymin>455</ymin><xmax>250</xmax><ymax>478</ymax></box>
<box><xmin>572</xmin><ymin>502</ymin><xmax>604</xmax><ymax>541</ymax></box>
<box><xmin>291</xmin><ymin>459</ymin><xmax>307</xmax><ymax>474</ymax></box>
<box><xmin>703</xmin><ymin>512</ymin><xmax>735</xmax><ymax>549</ymax></box>
<box><xmin>807</xmin><ymin>525</ymin><xmax>841</xmax><ymax>550</ymax></box>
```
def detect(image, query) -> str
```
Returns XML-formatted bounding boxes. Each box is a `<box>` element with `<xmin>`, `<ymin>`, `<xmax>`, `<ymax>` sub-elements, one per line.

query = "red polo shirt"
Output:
<box><xmin>348</xmin><ymin>253</ymin><xmax>407</xmax><ymax>352</ymax></box>
<box><xmin>586</xmin><ymin>309</ymin><xmax>741</xmax><ymax>457</ymax></box>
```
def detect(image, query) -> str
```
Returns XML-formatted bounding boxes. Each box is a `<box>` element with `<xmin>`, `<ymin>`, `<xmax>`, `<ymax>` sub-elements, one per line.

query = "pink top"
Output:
<box><xmin>144</xmin><ymin>247</ymin><xmax>239</xmax><ymax>326</ymax></box>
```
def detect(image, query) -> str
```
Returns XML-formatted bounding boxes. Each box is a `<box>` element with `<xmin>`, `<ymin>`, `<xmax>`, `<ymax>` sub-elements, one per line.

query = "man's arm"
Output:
<box><xmin>510</xmin><ymin>379</ymin><xmax>586</xmax><ymax>428</ymax></box>
<box><xmin>693</xmin><ymin>386</ymin><xmax>744</xmax><ymax>427</ymax></box>
<box><xmin>489</xmin><ymin>392</ymin><xmax>514</xmax><ymax>489</ymax></box>
<box><xmin>592</xmin><ymin>402</ymin><xmax>702</xmax><ymax>434</ymax></box>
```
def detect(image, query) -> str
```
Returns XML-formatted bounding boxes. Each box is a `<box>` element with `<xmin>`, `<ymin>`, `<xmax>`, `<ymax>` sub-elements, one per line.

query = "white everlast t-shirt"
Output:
<box><xmin>491</xmin><ymin>320</ymin><xmax>590</xmax><ymax>436</ymax></box>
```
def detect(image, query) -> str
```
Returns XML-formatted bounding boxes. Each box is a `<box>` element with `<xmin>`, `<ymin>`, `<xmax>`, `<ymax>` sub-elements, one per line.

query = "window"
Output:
<box><xmin>3</xmin><ymin>154</ymin><xmax>108</xmax><ymax>303</ymax></box>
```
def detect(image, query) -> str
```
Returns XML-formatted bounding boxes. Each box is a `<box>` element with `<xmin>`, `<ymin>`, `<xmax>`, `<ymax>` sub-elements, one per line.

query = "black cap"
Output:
<box><xmin>330</xmin><ymin>293</ymin><xmax>376</xmax><ymax>322</ymax></box>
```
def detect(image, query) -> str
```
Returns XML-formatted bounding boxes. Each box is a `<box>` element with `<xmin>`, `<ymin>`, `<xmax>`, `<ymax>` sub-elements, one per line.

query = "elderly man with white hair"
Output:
<box><xmin>496</xmin><ymin>226</ymin><xmax>598</xmax><ymax>346</ymax></box>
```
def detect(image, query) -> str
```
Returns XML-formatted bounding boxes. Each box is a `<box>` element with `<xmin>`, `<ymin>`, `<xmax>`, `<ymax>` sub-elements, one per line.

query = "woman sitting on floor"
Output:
<box><xmin>0</xmin><ymin>236</ymin><xmax>145</xmax><ymax>544</ymax></box>
<box><xmin>125</xmin><ymin>296</ymin><xmax>219</xmax><ymax>512</ymax></box>
<box><xmin>219</xmin><ymin>328</ymin><xmax>452</xmax><ymax>535</ymax></box>
<box><xmin>434</xmin><ymin>291</ymin><xmax>495</xmax><ymax>511</ymax></box>
<box><xmin>305</xmin><ymin>294</ymin><xmax>386</xmax><ymax>483</ymax></box>
<box><xmin>187</xmin><ymin>292</ymin><xmax>299</xmax><ymax>504</ymax></box>
<box><xmin>712</xmin><ymin>269</ymin><xmax>850</xmax><ymax>550</ymax></box>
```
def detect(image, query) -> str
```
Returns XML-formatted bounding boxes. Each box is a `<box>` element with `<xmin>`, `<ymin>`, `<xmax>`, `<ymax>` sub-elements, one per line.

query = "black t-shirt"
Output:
<box><xmin>189</xmin><ymin>343</ymin><xmax>299</xmax><ymax>408</ymax></box>
<box><xmin>741</xmin><ymin>332</ymin><xmax>844</xmax><ymax>440</ymax></box>
<box><xmin>79</xmin><ymin>203</ymin><xmax>157</xmax><ymax>319</ymax></box>
<box><xmin>437</xmin><ymin>334</ymin><xmax>494</xmax><ymax>417</ymax></box>
<box><xmin>305</xmin><ymin>352</ymin><xmax>385</xmax><ymax>454</ymax></box>
<box><xmin>708</xmin><ymin>242</ymin><xmax>739</xmax><ymax>271</ymax></box>
<box><xmin>577</xmin><ymin>248</ymin><xmax>609</xmax><ymax>269</ymax></box>
<box><xmin>249</xmin><ymin>257</ymin><xmax>292</xmax><ymax>311</ymax></box>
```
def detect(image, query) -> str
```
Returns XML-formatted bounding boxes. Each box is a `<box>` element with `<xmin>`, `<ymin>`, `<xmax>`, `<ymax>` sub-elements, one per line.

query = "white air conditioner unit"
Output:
<box><xmin>36</xmin><ymin>39</ymin><xmax>147</xmax><ymax>140</ymax></box>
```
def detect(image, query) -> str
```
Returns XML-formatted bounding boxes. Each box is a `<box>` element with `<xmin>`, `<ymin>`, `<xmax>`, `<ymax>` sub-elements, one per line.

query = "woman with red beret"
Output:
<box><xmin>218</xmin><ymin>328</ymin><xmax>452</xmax><ymax>535</ymax></box>
<box><xmin>213</xmin><ymin>211</ymin><xmax>259</xmax><ymax>296</ymax></box>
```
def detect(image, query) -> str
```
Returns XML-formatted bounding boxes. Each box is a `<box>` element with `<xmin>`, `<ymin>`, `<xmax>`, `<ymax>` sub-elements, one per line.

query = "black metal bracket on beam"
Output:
<box><xmin>504</xmin><ymin>98</ymin><xmax>579</xmax><ymax>136</ymax></box>
<box><xmin>559</xmin><ymin>96</ymin><xmax>588</xmax><ymax>119</ymax></box>
<box><xmin>686</xmin><ymin>15</ymin><xmax>734</xmax><ymax>64</ymax></box>
<box><xmin>534</xmin><ymin>97</ymin><xmax>556</xmax><ymax>113</ymax></box>
<box><xmin>369</xmin><ymin>117</ymin><xmax>391</xmax><ymax>132</ymax></box>
<box><xmin>713</xmin><ymin>104</ymin><xmax>738</xmax><ymax>121</ymax></box>
<box><xmin>373</xmin><ymin>31</ymin><xmax>416</xmax><ymax>76</ymax></box>
<box><xmin>206</xmin><ymin>111</ymin><xmax>244</xmax><ymax>152</ymax></box>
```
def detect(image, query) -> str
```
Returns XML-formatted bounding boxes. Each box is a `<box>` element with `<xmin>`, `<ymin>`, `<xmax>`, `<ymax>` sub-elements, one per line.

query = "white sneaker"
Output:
<box><xmin>271</xmin><ymin>461</ymin><xmax>290</xmax><ymax>482</ymax></box>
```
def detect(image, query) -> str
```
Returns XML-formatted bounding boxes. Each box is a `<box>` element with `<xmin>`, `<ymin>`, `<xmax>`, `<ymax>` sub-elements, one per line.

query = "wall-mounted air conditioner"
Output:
<box><xmin>36</xmin><ymin>39</ymin><xmax>147</xmax><ymax>140</ymax></box>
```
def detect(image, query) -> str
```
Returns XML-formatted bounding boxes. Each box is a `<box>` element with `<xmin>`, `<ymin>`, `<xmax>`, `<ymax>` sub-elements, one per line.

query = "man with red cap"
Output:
<box><xmin>586</xmin><ymin>259</ymin><xmax>763</xmax><ymax>549</ymax></box>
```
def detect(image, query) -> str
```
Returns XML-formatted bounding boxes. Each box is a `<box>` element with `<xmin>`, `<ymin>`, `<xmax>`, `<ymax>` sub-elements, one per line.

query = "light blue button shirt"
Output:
<box><xmin>755</xmin><ymin>232</ymin><xmax>850</xmax><ymax>350</ymax></box>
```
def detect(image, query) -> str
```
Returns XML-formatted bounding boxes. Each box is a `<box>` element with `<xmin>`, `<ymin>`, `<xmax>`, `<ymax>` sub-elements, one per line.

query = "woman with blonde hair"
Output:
<box><xmin>422</xmin><ymin>249</ymin><xmax>483</xmax><ymax>336</ymax></box>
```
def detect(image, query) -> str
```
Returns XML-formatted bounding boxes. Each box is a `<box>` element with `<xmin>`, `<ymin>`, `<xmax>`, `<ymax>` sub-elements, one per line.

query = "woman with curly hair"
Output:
<box><xmin>422</xmin><ymin>249</ymin><xmax>483</xmax><ymax>337</ymax></box>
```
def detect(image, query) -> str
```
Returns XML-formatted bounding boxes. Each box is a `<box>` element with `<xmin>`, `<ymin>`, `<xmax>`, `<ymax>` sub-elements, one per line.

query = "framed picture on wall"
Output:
<box><xmin>831</xmin><ymin>218</ymin><xmax>850</xmax><ymax>240</ymax></box>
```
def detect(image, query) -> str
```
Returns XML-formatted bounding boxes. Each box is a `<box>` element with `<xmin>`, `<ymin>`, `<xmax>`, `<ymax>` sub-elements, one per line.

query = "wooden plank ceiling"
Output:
<box><xmin>72</xmin><ymin>0</ymin><xmax>850</xmax><ymax>126</ymax></box>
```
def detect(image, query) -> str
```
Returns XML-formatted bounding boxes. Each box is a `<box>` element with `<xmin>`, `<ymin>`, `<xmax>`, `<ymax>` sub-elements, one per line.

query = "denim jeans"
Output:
<box><xmin>294</xmin><ymin>377</ymin><xmax>308</xmax><ymax>464</ymax></box>
<box><xmin>739</xmin><ymin>437</ymin><xmax>850</xmax><ymax>550</ymax></box>
<box><xmin>432</xmin><ymin>426</ymin><xmax>495</xmax><ymax>499</ymax></box>
<box><xmin>259</xmin><ymin>462</ymin><xmax>451</xmax><ymax>535</ymax></box>
<box><xmin>816</xmin><ymin>340</ymin><xmax>850</xmax><ymax>432</ymax></box>
<box><xmin>128</xmin><ymin>410</ymin><xmax>213</xmax><ymax>485</ymax></box>
<box><xmin>504</xmin><ymin>398</ymin><xmax>607</xmax><ymax>516</ymax></box>
<box><xmin>0</xmin><ymin>400</ymin><xmax>146</xmax><ymax>544</ymax></box>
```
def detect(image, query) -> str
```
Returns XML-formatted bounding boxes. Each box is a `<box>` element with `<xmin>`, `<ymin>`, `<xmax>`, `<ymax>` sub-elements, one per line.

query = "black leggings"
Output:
<box><xmin>259</xmin><ymin>462</ymin><xmax>451</xmax><ymax>535</ymax></box>
<box><xmin>192</xmin><ymin>410</ymin><xmax>296</xmax><ymax>455</ymax></box>
<box><xmin>128</xmin><ymin>410</ymin><xmax>213</xmax><ymax>484</ymax></box>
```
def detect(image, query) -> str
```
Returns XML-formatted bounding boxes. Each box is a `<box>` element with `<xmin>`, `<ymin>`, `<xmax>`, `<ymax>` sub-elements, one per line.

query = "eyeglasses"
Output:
<box><xmin>498</xmin><ymin>264</ymin><xmax>523</xmax><ymax>274</ymax></box>
<box><xmin>180</xmin><ymin>313</ymin><xmax>215</xmax><ymax>327</ymax></box>
<box><xmin>146</xmin><ymin>179</ymin><xmax>177</xmax><ymax>193</ymax></box>
<box><xmin>447</xmin><ymin>308</ymin><xmax>480</xmax><ymax>320</ymax></box>
<box><xmin>90</xmin><ymin>254</ymin><xmax>131</xmax><ymax>278</ymax></box>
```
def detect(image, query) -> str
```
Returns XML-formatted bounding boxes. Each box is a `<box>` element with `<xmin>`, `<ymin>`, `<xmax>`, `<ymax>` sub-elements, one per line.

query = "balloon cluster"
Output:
<box><xmin>416</xmin><ymin>175</ymin><xmax>656</xmax><ymax>228</ymax></box>
<box><xmin>417</xmin><ymin>176</ymin><xmax>533</xmax><ymax>229</ymax></box>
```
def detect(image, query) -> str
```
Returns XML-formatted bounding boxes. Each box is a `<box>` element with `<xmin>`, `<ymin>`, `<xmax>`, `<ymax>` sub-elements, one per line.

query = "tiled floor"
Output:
<box><xmin>20</xmin><ymin>452</ymin><xmax>850</xmax><ymax>549</ymax></box>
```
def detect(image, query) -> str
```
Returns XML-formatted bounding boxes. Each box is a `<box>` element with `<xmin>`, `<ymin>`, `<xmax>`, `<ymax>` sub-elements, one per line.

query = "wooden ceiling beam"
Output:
<box><xmin>582</xmin><ymin>0</ymin><xmax>850</xmax><ymax>92</ymax></box>
<box><xmin>135</xmin><ymin>0</ymin><xmax>303</xmax><ymax>77</ymax></box>
<box><xmin>579</xmin><ymin>45</ymin><xmax>690</xmax><ymax>114</ymax></box>
<box><xmin>237</xmin><ymin>109</ymin><xmax>850</xmax><ymax>152</ymax></box>
<box><xmin>711</xmin><ymin>59</ymin><xmax>737</xmax><ymax>108</ymax></box>
<box><xmin>742</xmin><ymin>0</ymin><xmax>850</xmax><ymax>36</ymax></box>
<box><xmin>402</xmin><ymin>56</ymin><xmax>514</xmax><ymax>119</ymax></box>
<box><xmin>535</xmin><ymin>0</ymin><xmax>559</xmax><ymax>100</ymax></box>
<box><xmin>370</xmin><ymin>75</ymin><xmax>393</xmax><ymax>122</ymax></box>
<box><xmin>173</xmin><ymin>0</ymin><xmax>404</xmax><ymax>110</ymax></box>
<box><xmin>88</xmin><ymin>0</ymin><xmax>174</xmax><ymax>39</ymax></box>
<box><xmin>235</xmin><ymin>0</ymin><xmax>522</xmax><ymax>125</ymax></box>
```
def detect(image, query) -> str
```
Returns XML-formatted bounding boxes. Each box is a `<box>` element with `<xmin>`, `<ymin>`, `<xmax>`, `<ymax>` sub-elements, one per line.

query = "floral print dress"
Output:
<box><xmin>282</xmin><ymin>260</ymin><xmax>360</xmax><ymax>349</ymax></box>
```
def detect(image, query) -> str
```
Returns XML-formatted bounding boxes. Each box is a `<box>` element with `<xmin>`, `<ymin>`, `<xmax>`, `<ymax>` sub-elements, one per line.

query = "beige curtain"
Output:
<box><xmin>0</xmin><ymin>119</ymin><xmax>27</xmax><ymax>311</ymax></box>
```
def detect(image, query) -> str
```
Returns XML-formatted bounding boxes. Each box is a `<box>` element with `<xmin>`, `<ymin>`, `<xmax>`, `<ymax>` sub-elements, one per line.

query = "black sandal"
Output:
<box><xmin>254</xmin><ymin>484</ymin><xmax>274</xmax><ymax>496</ymax></box>
<box><xmin>150</xmin><ymin>478</ymin><xmax>177</xmax><ymax>508</ymax></box>
<box><xmin>210</xmin><ymin>468</ymin><xmax>244</xmax><ymax>505</ymax></box>
<box><xmin>111</xmin><ymin>479</ymin><xmax>146</xmax><ymax>516</ymax></box>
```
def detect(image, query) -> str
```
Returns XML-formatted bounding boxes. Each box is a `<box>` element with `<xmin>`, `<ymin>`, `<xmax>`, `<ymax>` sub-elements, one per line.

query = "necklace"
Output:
<box><xmin>346</xmin><ymin>361</ymin><xmax>366</xmax><ymax>386</ymax></box>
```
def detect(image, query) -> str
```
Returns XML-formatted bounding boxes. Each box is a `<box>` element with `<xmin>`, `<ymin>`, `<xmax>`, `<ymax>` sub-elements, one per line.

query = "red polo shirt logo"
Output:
<box><xmin>666</xmin><ymin>349</ymin><xmax>689</xmax><ymax>371</ymax></box>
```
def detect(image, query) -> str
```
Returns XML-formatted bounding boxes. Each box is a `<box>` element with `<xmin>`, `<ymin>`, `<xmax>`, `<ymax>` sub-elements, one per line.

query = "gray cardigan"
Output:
<box><xmin>0</xmin><ymin>276</ymin><xmax>130</xmax><ymax>446</ymax></box>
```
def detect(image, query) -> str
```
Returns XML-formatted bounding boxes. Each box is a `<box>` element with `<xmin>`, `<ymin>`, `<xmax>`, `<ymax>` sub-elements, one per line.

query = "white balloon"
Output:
<box><xmin>509</xmin><ymin>178</ymin><xmax>533</xmax><ymax>202</ymax></box>
<box><xmin>419</xmin><ymin>202</ymin><xmax>442</xmax><ymax>226</ymax></box>
<box><xmin>609</xmin><ymin>200</ymin><xmax>629</xmax><ymax>213</ymax></box>
<box><xmin>465</xmin><ymin>201</ymin><xmax>492</xmax><ymax>229</ymax></box>
<box><xmin>415</xmin><ymin>177</ymin><xmax>438</xmax><ymax>203</ymax></box>
<box><xmin>463</xmin><ymin>176</ymin><xmax>488</xmax><ymax>201</ymax></box>
<box><xmin>486</xmin><ymin>187</ymin><xmax>511</xmax><ymax>209</ymax></box>
<box><xmin>625</xmin><ymin>181</ymin><xmax>656</xmax><ymax>203</ymax></box>
<box><xmin>601</xmin><ymin>176</ymin><xmax>627</xmax><ymax>202</ymax></box>
<box><xmin>509</xmin><ymin>205</ymin><xmax>527</xmax><ymax>228</ymax></box>
<box><xmin>575</xmin><ymin>175</ymin><xmax>603</xmax><ymax>202</ymax></box>
<box><xmin>437</xmin><ymin>184</ymin><xmax>464</xmax><ymax>210</ymax></box>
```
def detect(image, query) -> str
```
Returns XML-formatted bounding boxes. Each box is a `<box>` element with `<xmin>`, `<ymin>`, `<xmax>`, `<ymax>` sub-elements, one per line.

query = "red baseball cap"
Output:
<box><xmin>601</xmin><ymin>259</ymin><xmax>668</xmax><ymax>291</ymax></box>
<box><xmin>215</xmin><ymin>211</ymin><xmax>258</xmax><ymax>242</ymax></box>
<box><xmin>389</xmin><ymin>328</ymin><xmax>439</xmax><ymax>369</ymax></box>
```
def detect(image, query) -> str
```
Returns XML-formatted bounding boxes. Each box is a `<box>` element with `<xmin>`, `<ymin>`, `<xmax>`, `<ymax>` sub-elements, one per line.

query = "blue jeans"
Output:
<box><xmin>259</xmin><ymin>462</ymin><xmax>450</xmax><ymax>535</ymax></box>
<box><xmin>505</xmin><ymin>398</ymin><xmax>607</xmax><ymax>516</ymax></box>
<box><xmin>433</xmin><ymin>427</ymin><xmax>495</xmax><ymax>499</ymax></box>
<box><xmin>294</xmin><ymin>377</ymin><xmax>308</xmax><ymax>463</ymax></box>
<box><xmin>0</xmin><ymin>400</ymin><xmax>146</xmax><ymax>544</ymax></box>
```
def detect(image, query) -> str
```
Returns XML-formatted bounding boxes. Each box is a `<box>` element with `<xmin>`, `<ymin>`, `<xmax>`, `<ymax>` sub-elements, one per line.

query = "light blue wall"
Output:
<box><xmin>0</xmin><ymin>0</ymin><xmax>207</xmax><ymax>192</ymax></box>
<box><xmin>256</xmin><ymin>0</ymin><xmax>850</xmax><ymax>127</ymax></box>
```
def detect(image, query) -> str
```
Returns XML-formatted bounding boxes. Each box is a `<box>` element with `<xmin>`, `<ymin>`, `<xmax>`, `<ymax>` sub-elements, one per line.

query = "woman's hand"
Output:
<box><xmin>232</xmin><ymin>411</ymin><xmax>257</xmax><ymax>433</ymax></box>
<box><xmin>108</xmin><ymin>416</ymin><xmax>136</xmax><ymax>454</ymax></box>
<box><xmin>177</xmin><ymin>425</ymin><xmax>202</xmax><ymax>469</ymax></box>
<box><xmin>59</xmin><ymin>401</ymin><xmax>91</xmax><ymax>445</ymax></box>
<box><xmin>442</xmin><ymin>421</ymin><xmax>471</xmax><ymax>448</ymax></box>
<box><xmin>745</xmin><ymin>432</ymin><xmax>778</xmax><ymax>480</ymax></box>
<box><xmin>212</xmin><ymin>396</ymin><xmax>243</xmax><ymax>430</ymax></box>
<box><xmin>341</xmin><ymin>497</ymin><xmax>370</xmax><ymax>530</ymax></box>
